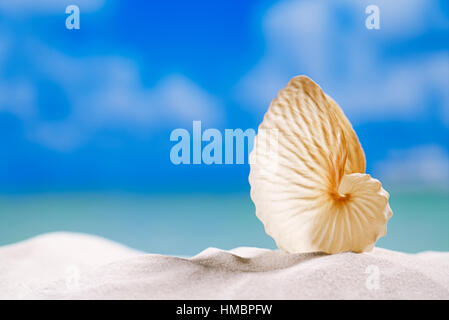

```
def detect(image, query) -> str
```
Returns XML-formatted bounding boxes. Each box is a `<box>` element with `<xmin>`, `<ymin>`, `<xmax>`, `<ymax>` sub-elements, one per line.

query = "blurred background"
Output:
<box><xmin>0</xmin><ymin>0</ymin><xmax>447</xmax><ymax>255</ymax></box>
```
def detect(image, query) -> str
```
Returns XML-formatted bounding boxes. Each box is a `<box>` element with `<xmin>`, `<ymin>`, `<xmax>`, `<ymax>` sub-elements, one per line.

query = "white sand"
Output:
<box><xmin>0</xmin><ymin>232</ymin><xmax>448</xmax><ymax>299</ymax></box>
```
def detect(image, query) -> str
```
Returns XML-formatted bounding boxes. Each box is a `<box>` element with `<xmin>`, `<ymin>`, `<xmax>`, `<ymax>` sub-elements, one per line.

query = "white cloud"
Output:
<box><xmin>235</xmin><ymin>0</ymin><xmax>449</xmax><ymax>125</ymax></box>
<box><xmin>85</xmin><ymin>70</ymin><xmax>223</xmax><ymax>129</ymax></box>
<box><xmin>339</xmin><ymin>53</ymin><xmax>449</xmax><ymax>122</ymax></box>
<box><xmin>263</xmin><ymin>0</ymin><xmax>330</xmax><ymax>77</ymax></box>
<box><xmin>0</xmin><ymin>41</ymin><xmax>223</xmax><ymax>150</ymax></box>
<box><xmin>374</xmin><ymin>145</ymin><xmax>449</xmax><ymax>189</ymax></box>
<box><xmin>152</xmin><ymin>75</ymin><xmax>223</xmax><ymax>125</ymax></box>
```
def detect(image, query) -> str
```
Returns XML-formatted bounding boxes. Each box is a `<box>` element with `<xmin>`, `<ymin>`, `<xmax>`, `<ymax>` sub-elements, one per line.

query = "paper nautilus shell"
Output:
<box><xmin>249</xmin><ymin>76</ymin><xmax>392</xmax><ymax>254</ymax></box>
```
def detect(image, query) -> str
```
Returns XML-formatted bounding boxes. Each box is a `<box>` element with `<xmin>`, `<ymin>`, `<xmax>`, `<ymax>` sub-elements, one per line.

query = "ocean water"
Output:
<box><xmin>0</xmin><ymin>190</ymin><xmax>448</xmax><ymax>255</ymax></box>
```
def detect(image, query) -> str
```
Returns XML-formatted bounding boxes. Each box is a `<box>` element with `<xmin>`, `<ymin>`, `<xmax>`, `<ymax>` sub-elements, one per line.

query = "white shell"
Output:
<box><xmin>249</xmin><ymin>76</ymin><xmax>392</xmax><ymax>254</ymax></box>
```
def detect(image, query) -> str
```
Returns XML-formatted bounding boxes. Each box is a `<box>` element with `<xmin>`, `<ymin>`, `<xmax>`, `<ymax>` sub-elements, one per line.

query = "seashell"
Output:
<box><xmin>249</xmin><ymin>76</ymin><xmax>392</xmax><ymax>254</ymax></box>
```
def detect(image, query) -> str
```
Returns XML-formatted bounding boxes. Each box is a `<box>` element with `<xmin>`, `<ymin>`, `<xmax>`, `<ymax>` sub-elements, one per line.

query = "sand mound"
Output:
<box><xmin>0</xmin><ymin>232</ymin><xmax>448</xmax><ymax>299</ymax></box>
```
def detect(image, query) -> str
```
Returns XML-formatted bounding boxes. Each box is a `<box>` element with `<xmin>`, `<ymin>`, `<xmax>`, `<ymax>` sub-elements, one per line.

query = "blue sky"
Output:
<box><xmin>0</xmin><ymin>0</ymin><xmax>448</xmax><ymax>193</ymax></box>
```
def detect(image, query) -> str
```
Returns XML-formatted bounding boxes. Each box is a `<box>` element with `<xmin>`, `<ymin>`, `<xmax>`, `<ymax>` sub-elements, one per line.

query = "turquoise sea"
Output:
<box><xmin>0</xmin><ymin>190</ymin><xmax>448</xmax><ymax>255</ymax></box>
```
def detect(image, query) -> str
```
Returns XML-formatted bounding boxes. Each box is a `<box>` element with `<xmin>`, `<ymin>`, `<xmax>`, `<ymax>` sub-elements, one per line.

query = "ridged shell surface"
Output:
<box><xmin>249</xmin><ymin>76</ymin><xmax>392</xmax><ymax>254</ymax></box>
